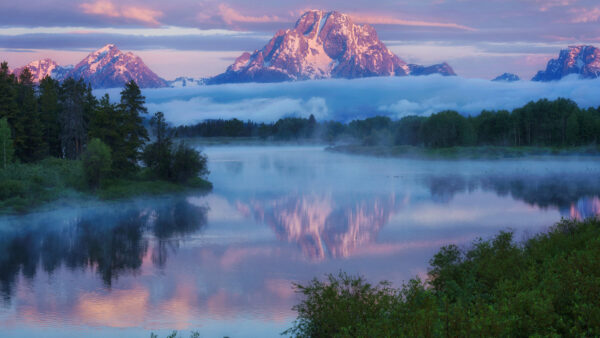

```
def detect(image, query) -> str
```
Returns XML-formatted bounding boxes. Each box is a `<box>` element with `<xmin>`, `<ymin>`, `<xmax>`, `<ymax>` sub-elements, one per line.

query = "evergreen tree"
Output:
<box><xmin>59</xmin><ymin>78</ymin><xmax>88</xmax><ymax>159</ymax></box>
<box><xmin>16</xmin><ymin>68</ymin><xmax>46</xmax><ymax>162</ymax></box>
<box><xmin>89</xmin><ymin>94</ymin><xmax>121</xmax><ymax>150</ymax></box>
<box><xmin>566</xmin><ymin>112</ymin><xmax>580</xmax><ymax>146</ymax></box>
<box><xmin>0</xmin><ymin>117</ymin><xmax>14</xmax><ymax>169</ymax></box>
<box><xmin>38</xmin><ymin>76</ymin><xmax>62</xmax><ymax>157</ymax></box>
<box><xmin>115</xmin><ymin>80</ymin><xmax>149</xmax><ymax>174</ymax></box>
<box><xmin>142</xmin><ymin>111</ymin><xmax>173</xmax><ymax>179</ymax></box>
<box><xmin>0</xmin><ymin>62</ymin><xmax>23</xmax><ymax>157</ymax></box>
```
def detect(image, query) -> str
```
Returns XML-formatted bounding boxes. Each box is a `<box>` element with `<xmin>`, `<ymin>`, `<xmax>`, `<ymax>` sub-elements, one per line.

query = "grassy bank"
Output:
<box><xmin>328</xmin><ymin>144</ymin><xmax>600</xmax><ymax>159</ymax></box>
<box><xmin>0</xmin><ymin>158</ymin><xmax>212</xmax><ymax>214</ymax></box>
<box><xmin>287</xmin><ymin>218</ymin><xmax>600</xmax><ymax>337</ymax></box>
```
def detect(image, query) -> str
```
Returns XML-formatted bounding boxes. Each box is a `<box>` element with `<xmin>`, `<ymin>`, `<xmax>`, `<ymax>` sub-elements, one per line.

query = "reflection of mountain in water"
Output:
<box><xmin>570</xmin><ymin>197</ymin><xmax>600</xmax><ymax>220</ymax></box>
<box><xmin>234</xmin><ymin>173</ymin><xmax>600</xmax><ymax>262</ymax></box>
<box><xmin>0</xmin><ymin>198</ymin><xmax>208</xmax><ymax>301</ymax></box>
<box><xmin>424</xmin><ymin>174</ymin><xmax>600</xmax><ymax>219</ymax></box>
<box><xmin>238</xmin><ymin>193</ymin><xmax>405</xmax><ymax>260</ymax></box>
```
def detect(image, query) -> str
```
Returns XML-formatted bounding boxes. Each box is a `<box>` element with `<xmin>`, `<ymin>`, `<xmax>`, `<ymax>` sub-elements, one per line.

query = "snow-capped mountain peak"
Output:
<box><xmin>209</xmin><ymin>10</ymin><xmax>454</xmax><ymax>84</ymax></box>
<box><xmin>66</xmin><ymin>44</ymin><xmax>167</xmax><ymax>88</ymax></box>
<box><xmin>12</xmin><ymin>58</ymin><xmax>68</xmax><ymax>83</ymax></box>
<box><xmin>532</xmin><ymin>45</ymin><xmax>600</xmax><ymax>81</ymax></box>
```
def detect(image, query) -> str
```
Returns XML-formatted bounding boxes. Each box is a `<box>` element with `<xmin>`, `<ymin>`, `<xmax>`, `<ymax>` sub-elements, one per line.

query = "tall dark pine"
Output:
<box><xmin>142</xmin><ymin>111</ymin><xmax>173</xmax><ymax>179</ymax></box>
<box><xmin>116</xmin><ymin>80</ymin><xmax>149</xmax><ymax>174</ymax></box>
<box><xmin>59</xmin><ymin>78</ymin><xmax>88</xmax><ymax>159</ymax></box>
<box><xmin>89</xmin><ymin>94</ymin><xmax>121</xmax><ymax>152</ymax></box>
<box><xmin>0</xmin><ymin>62</ymin><xmax>23</xmax><ymax>158</ymax></box>
<box><xmin>17</xmin><ymin>68</ymin><xmax>46</xmax><ymax>162</ymax></box>
<box><xmin>38</xmin><ymin>76</ymin><xmax>62</xmax><ymax>157</ymax></box>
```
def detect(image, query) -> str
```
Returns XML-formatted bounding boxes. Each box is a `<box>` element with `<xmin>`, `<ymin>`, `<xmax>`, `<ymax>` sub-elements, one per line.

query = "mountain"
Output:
<box><xmin>12</xmin><ymin>45</ymin><xmax>167</xmax><ymax>88</ymax></box>
<box><xmin>67</xmin><ymin>44</ymin><xmax>167</xmax><ymax>88</ymax></box>
<box><xmin>408</xmin><ymin>63</ymin><xmax>456</xmax><ymax>76</ymax></box>
<box><xmin>167</xmin><ymin>77</ymin><xmax>205</xmax><ymax>88</ymax></box>
<box><xmin>492</xmin><ymin>73</ymin><xmax>520</xmax><ymax>82</ymax></box>
<box><xmin>12</xmin><ymin>59</ymin><xmax>72</xmax><ymax>83</ymax></box>
<box><xmin>532</xmin><ymin>45</ymin><xmax>600</xmax><ymax>81</ymax></box>
<box><xmin>208</xmin><ymin>10</ymin><xmax>454</xmax><ymax>84</ymax></box>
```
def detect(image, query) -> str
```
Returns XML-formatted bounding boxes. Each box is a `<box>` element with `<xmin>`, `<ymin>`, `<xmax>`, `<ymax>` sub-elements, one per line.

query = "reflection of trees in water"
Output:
<box><xmin>424</xmin><ymin>174</ymin><xmax>600</xmax><ymax>216</ymax></box>
<box><xmin>239</xmin><ymin>193</ymin><xmax>403</xmax><ymax>261</ymax></box>
<box><xmin>0</xmin><ymin>198</ymin><xmax>208</xmax><ymax>301</ymax></box>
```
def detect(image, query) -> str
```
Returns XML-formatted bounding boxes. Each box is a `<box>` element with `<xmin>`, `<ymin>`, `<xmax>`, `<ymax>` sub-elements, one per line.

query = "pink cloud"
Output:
<box><xmin>80</xmin><ymin>0</ymin><xmax>163</xmax><ymax>26</ymax></box>
<box><xmin>217</xmin><ymin>4</ymin><xmax>286</xmax><ymax>25</ymax></box>
<box><xmin>570</xmin><ymin>7</ymin><xmax>600</xmax><ymax>23</ymax></box>
<box><xmin>80</xmin><ymin>0</ymin><xmax>119</xmax><ymax>17</ymax></box>
<box><xmin>537</xmin><ymin>0</ymin><xmax>577</xmax><ymax>12</ymax></box>
<box><xmin>349</xmin><ymin>13</ymin><xmax>476</xmax><ymax>31</ymax></box>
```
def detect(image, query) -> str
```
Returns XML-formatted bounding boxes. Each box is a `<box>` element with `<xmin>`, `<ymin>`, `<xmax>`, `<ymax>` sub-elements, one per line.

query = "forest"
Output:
<box><xmin>0</xmin><ymin>62</ymin><xmax>210</xmax><ymax>213</ymax></box>
<box><xmin>173</xmin><ymin>98</ymin><xmax>600</xmax><ymax>148</ymax></box>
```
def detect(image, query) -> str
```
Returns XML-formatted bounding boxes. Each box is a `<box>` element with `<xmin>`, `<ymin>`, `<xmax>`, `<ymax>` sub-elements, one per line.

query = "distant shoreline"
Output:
<box><xmin>327</xmin><ymin>144</ymin><xmax>600</xmax><ymax>159</ymax></box>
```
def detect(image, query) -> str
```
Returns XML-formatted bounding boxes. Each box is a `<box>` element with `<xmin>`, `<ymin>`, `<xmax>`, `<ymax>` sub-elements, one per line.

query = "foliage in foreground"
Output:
<box><xmin>286</xmin><ymin>218</ymin><xmax>600</xmax><ymax>337</ymax></box>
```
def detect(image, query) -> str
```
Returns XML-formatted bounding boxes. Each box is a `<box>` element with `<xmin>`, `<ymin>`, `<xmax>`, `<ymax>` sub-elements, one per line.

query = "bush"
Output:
<box><xmin>171</xmin><ymin>142</ymin><xmax>208</xmax><ymax>183</ymax></box>
<box><xmin>82</xmin><ymin>138</ymin><xmax>112</xmax><ymax>188</ymax></box>
<box><xmin>0</xmin><ymin>179</ymin><xmax>25</xmax><ymax>200</ymax></box>
<box><xmin>143</xmin><ymin>141</ymin><xmax>208</xmax><ymax>184</ymax></box>
<box><xmin>287</xmin><ymin>218</ymin><xmax>600</xmax><ymax>337</ymax></box>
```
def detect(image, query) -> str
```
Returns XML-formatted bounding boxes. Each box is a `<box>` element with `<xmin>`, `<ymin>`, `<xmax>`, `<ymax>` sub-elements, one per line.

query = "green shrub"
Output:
<box><xmin>287</xmin><ymin>218</ymin><xmax>600</xmax><ymax>337</ymax></box>
<box><xmin>82</xmin><ymin>138</ymin><xmax>112</xmax><ymax>189</ymax></box>
<box><xmin>0</xmin><ymin>179</ymin><xmax>25</xmax><ymax>200</ymax></box>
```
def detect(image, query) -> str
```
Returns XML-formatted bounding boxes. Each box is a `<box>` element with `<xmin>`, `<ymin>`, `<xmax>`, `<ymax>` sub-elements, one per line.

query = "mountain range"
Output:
<box><xmin>12</xmin><ymin>44</ymin><xmax>166</xmax><ymax>88</ymax></box>
<box><xmin>8</xmin><ymin>11</ymin><xmax>600</xmax><ymax>87</ymax></box>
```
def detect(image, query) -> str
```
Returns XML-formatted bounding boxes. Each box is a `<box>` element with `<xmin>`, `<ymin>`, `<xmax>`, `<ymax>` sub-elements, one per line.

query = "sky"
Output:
<box><xmin>1</xmin><ymin>0</ymin><xmax>599</xmax><ymax>80</ymax></box>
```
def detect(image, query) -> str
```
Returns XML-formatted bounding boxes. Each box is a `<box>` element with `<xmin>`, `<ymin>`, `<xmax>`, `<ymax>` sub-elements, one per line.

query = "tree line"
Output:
<box><xmin>0</xmin><ymin>61</ymin><xmax>206</xmax><ymax>188</ymax></box>
<box><xmin>173</xmin><ymin>98</ymin><xmax>600</xmax><ymax>148</ymax></box>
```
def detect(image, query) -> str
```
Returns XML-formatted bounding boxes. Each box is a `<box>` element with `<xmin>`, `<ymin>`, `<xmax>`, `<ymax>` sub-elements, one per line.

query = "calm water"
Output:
<box><xmin>1</xmin><ymin>146</ymin><xmax>600</xmax><ymax>337</ymax></box>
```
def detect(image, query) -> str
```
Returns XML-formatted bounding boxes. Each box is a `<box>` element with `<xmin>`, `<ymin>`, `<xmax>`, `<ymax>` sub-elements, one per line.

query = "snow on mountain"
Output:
<box><xmin>492</xmin><ymin>73</ymin><xmax>520</xmax><ymax>82</ymax></box>
<box><xmin>209</xmin><ymin>10</ymin><xmax>455</xmax><ymax>84</ymax></box>
<box><xmin>167</xmin><ymin>77</ymin><xmax>206</xmax><ymax>88</ymax></box>
<box><xmin>67</xmin><ymin>44</ymin><xmax>167</xmax><ymax>88</ymax></box>
<box><xmin>532</xmin><ymin>45</ymin><xmax>600</xmax><ymax>81</ymax></box>
<box><xmin>10</xmin><ymin>45</ymin><xmax>167</xmax><ymax>88</ymax></box>
<box><xmin>12</xmin><ymin>59</ymin><xmax>71</xmax><ymax>83</ymax></box>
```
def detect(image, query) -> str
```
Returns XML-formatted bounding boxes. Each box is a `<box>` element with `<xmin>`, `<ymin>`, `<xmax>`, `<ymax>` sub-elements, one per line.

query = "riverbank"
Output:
<box><xmin>287</xmin><ymin>217</ymin><xmax>600</xmax><ymax>337</ymax></box>
<box><xmin>0</xmin><ymin>158</ymin><xmax>212</xmax><ymax>214</ymax></box>
<box><xmin>328</xmin><ymin>144</ymin><xmax>600</xmax><ymax>159</ymax></box>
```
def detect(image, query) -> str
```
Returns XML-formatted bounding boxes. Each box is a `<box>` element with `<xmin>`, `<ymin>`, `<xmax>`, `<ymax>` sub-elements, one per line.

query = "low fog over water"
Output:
<box><xmin>1</xmin><ymin>146</ymin><xmax>600</xmax><ymax>337</ymax></box>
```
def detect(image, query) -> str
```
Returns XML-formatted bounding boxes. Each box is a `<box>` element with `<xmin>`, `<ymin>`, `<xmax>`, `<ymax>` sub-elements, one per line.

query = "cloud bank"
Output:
<box><xmin>97</xmin><ymin>76</ymin><xmax>600</xmax><ymax>125</ymax></box>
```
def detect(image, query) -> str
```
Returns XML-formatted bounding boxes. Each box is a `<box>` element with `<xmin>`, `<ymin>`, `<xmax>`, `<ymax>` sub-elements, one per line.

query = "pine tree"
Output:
<box><xmin>59</xmin><ymin>78</ymin><xmax>87</xmax><ymax>159</ymax></box>
<box><xmin>17</xmin><ymin>68</ymin><xmax>46</xmax><ymax>162</ymax></box>
<box><xmin>114</xmin><ymin>80</ymin><xmax>149</xmax><ymax>174</ymax></box>
<box><xmin>0</xmin><ymin>117</ymin><xmax>14</xmax><ymax>169</ymax></box>
<box><xmin>0</xmin><ymin>62</ymin><xmax>23</xmax><ymax>158</ymax></box>
<box><xmin>39</xmin><ymin>76</ymin><xmax>62</xmax><ymax>157</ymax></box>
<box><xmin>142</xmin><ymin>111</ymin><xmax>173</xmax><ymax>179</ymax></box>
<box><xmin>89</xmin><ymin>94</ymin><xmax>120</xmax><ymax>149</ymax></box>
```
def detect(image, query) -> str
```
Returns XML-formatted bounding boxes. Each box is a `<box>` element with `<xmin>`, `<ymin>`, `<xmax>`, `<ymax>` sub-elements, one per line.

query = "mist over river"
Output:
<box><xmin>1</xmin><ymin>146</ymin><xmax>600</xmax><ymax>337</ymax></box>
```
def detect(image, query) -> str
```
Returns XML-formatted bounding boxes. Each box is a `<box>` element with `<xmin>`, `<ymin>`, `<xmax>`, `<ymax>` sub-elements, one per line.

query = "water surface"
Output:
<box><xmin>1</xmin><ymin>146</ymin><xmax>599</xmax><ymax>337</ymax></box>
